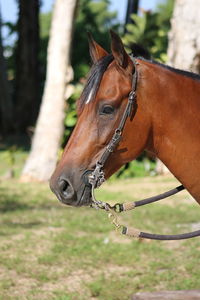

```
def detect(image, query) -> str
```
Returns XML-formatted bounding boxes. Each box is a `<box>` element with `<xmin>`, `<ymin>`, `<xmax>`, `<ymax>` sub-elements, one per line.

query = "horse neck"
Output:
<box><xmin>139</xmin><ymin>60</ymin><xmax>200</xmax><ymax>203</ymax></box>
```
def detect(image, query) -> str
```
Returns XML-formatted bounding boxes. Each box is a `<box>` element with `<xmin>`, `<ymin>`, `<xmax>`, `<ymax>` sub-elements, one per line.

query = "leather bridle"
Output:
<box><xmin>88</xmin><ymin>58</ymin><xmax>138</xmax><ymax>190</ymax></box>
<box><xmin>86</xmin><ymin>58</ymin><xmax>200</xmax><ymax>241</ymax></box>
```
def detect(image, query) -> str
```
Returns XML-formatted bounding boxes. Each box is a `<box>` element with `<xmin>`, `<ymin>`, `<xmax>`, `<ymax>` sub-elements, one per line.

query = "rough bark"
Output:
<box><xmin>156</xmin><ymin>0</ymin><xmax>200</xmax><ymax>175</ymax></box>
<box><xmin>15</xmin><ymin>0</ymin><xmax>40</xmax><ymax>132</ymax></box>
<box><xmin>168</xmin><ymin>0</ymin><xmax>200</xmax><ymax>72</ymax></box>
<box><xmin>21</xmin><ymin>0</ymin><xmax>77</xmax><ymax>182</ymax></box>
<box><xmin>0</xmin><ymin>14</ymin><xmax>13</xmax><ymax>134</ymax></box>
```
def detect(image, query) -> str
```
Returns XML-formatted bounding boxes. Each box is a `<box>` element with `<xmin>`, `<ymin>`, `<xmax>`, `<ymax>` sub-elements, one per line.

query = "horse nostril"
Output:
<box><xmin>58</xmin><ymin>178</ymin><xmax>75</xmax><ymax>200</ymax></box>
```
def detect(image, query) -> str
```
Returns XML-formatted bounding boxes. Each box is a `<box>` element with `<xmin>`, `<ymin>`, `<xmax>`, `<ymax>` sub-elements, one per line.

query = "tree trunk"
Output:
<box><xmin>124</xmin><ymin>0</ymin><xmax>140</xmax><ymax>33</ymax></box>
<box><xmin>21</xmin><ymin>0</ymin><xmax>77</xmax><ymax>182</ymax></box>
<box><xmin>167</xmin><ymin>0</ymin><xmax>200</xmax><ymax>72</ymax></box>
<box><xmin>156</xmin><ymin>159</ymin><xmax>170</xmax><ymax>175</ymax></box>
<box><xmin>15</xmin><ymin>0</ymin><xmax>40</xmax><ymax>132</ymax></box>
<box><xmin>156</xmin><ymin>0</ymin><xmax>200</xmax><ymax>175</ymax></box>
<box><xmin>125</xmin><ymin>0</ymin><xmax>140</xmax><ymax>24</ymax></box>
<box><xmin>0</xmin><ymin>13</ymin><xmax>13</xmax><ymax>135</ymax></box>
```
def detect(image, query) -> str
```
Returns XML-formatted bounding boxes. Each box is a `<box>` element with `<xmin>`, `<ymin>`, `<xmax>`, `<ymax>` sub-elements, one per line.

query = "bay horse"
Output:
<box><xmin>50</xmin><ymin>31</ymin><xmax>200</xmax><ymax>209</ymax></box>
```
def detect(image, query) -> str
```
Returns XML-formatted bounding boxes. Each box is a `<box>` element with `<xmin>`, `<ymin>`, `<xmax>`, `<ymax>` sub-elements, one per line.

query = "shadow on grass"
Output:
<box><xmin>1</xmin><ymin>220</ymin><xmax>41</xmax><ymax>228</ymax></box>
<box><xmin>0</xmin><ymin>198</ymin><xmax>33</xmax><ymax>212</ymax></box>
<box><xmin>0</xmin><ymin>196</ymin><xmax>62</xmax><ymax>212</ymax></box>
<box><xmin>0</xmin><ymin>185</ymin><xmax>33</xmax><ymax>212</ymax></box>
<box><xmin>0</xmin><ymin>221</ymin><xmax>42</xmax><ymax>236</ymax></box>
<box><xmin>0</xmin><ymin>185</ymin><xmax>61</xmax><ymax>212</ymax></box>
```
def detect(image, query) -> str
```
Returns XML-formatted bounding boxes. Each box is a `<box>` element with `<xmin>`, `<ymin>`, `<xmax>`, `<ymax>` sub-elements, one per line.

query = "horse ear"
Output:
<box><xmin>87</xmin><ymin>32</ymin><xmax>108</xmax><ymax>63</ymax></box>
<box><xmin>110</xmin><ymin>30</ymin><xmax>131</xmax><ymax>69</ymax></box>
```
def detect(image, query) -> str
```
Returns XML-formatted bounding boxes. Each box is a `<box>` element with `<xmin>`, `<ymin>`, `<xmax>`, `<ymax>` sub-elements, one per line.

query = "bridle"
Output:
<box><xmin>88</xmin><ymin>58</ymin><xmax>138</xmax><ymax>189</ymax></box>
<box><xmin>87</xmin><ymin>58</ymin><xmax>200</xmax><ymax>241</ymax></box>
<box><xmin>88</xmin><ymin>56</ymin><xmax>138</xmax><ymax>189</ymax></box>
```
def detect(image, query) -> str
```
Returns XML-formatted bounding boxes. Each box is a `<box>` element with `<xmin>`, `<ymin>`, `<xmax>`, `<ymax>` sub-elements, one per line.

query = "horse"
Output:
<box><xmin>50</xmin><ymin>31</ymin><xmax>200</xmax><ymax>208</ymax></box>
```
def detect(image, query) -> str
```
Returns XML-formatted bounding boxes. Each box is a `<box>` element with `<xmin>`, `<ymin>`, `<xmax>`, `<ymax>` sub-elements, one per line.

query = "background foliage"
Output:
<box><xmin>1</xmin><ymin>0</ymin><xmax>174</xmax><ymax>178</ymax></box>
<box><xmin>2</xmin><ymin>0</ymin><xmax>174</xmax><ymax>140</ymax></box>
<box><xmin>123</xmin><ymin>0</ymin><xmax>174</xmax><ymax>61</ymax></box>
<box><xmin>64</xmin><ymin>0</ymin><xmax>174</xmax><ymax>145</ymax></box>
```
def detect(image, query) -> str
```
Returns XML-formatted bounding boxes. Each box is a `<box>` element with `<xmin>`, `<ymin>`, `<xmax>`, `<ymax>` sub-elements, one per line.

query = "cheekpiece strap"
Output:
<box><xmin>88</xmin><ymin>59</ymin><xmax>138</xmax><ymax>189</ymax></box>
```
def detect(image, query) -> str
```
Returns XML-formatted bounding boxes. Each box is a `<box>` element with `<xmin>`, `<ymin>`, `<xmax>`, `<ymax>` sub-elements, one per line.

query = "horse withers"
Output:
<box><xmin>50</xmin><ymin>31</ymin><xmax>200</xmax><ymax>207</ymax></box>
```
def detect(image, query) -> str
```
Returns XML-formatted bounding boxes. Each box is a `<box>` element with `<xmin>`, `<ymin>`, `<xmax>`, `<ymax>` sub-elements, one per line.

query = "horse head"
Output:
<box><xmin>50</xmin><ymin>31</ymin><xmax>152</xmax><ymax>206</ymax></box>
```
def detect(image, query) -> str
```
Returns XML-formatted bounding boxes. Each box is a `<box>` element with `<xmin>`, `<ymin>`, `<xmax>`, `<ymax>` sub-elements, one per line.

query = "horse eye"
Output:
<box><xmin>101</xmin><ymin>105</ymin><xmax>114</xmax><ymax>115</ymax></box>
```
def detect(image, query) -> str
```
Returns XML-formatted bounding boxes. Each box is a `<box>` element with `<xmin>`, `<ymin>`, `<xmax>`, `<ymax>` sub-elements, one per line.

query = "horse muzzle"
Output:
<box><xmin>49</xmin><ymin>171</ymin><xmax>92</xmax><ymax>206</ymax></box>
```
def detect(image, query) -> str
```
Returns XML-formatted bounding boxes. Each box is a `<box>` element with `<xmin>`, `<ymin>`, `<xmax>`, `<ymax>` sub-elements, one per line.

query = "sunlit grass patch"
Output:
<box><xmin>0</xmin><ymin>176</ymin><xmax>199</xmax><ymax>299</ymax></box>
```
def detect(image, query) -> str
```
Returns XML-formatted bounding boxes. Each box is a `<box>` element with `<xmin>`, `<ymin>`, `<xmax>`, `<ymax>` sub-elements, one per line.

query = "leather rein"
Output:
<box><xmin>87</xmin><ymin>58</ymin><xmax>200</xmax><ymax>240</ymax></box>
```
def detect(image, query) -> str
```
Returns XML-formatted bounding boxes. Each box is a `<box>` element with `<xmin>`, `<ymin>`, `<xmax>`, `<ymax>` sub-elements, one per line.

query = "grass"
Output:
<box><xmin>0</xmin><ymin>173</ymin><xmax>200</xmax><ymax>299</ymax></box>
<box><xmin>0</xmin><ymin>148</ymin><xmax>27</xmax><ymax>178</ymax></box>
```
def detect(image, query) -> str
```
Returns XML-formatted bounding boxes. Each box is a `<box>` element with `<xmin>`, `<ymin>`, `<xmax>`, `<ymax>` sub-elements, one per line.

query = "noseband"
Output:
<box><xmin>87</xmin><ymin>58</ymin><xmax>200</xmax><ymax>241</ymax></box>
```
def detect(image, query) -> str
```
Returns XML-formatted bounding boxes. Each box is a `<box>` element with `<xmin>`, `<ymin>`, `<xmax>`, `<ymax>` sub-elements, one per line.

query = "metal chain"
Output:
<box><xmin>90</xmin><ymin>183</ymin><xmax>123</xmax><ymax>231</ymax></box>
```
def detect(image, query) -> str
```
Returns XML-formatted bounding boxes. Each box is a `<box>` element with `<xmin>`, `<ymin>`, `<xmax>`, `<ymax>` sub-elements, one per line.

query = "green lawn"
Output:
<box><xmin>0</xmin><ymin>175</ymin><xmax>200</xmax><ymax>299</ymax></box>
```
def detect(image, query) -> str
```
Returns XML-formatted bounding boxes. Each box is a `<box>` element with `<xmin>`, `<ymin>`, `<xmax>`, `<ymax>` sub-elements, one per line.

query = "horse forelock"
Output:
<box><xmin>77</xmin><ymin>54</ymin><xmax>114</xmax><ymax>112</ymax></box>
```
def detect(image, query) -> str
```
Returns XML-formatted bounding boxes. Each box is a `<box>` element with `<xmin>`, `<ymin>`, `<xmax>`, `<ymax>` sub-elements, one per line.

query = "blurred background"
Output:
<box><xmin>0</xmin><ymin>1</ymin><xmax>200</xmax><ymax>298</ymax></box>
<box><xmin>0</xmin><ymin>0</ymin><xmax>175</xmax><ymax>181</ymax></box>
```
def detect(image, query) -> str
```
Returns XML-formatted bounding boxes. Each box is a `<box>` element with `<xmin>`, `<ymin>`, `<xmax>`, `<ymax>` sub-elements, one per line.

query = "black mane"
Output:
<box><xmin>129</xmin><ymin>43</ymin><xmax>151</xmax><ymax>60</ymax></box>
<box><xmin>129</xmin><ymin>43</ymin><xmax>200</xmax><ymax>81</ymax></box>
<box><xmin>152</xmin><ymin>59</ymin><xmax>200</xmax><ymax>81</ymax></box>
<box><xmin>78</xmin><ymin>43</ymin><xmax>200</xmax><ymax>109</ymax></box>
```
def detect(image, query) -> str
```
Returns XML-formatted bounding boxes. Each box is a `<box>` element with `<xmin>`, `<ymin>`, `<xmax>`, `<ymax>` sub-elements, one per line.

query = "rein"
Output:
<box><xmin>88</xmin><ymin>58</ymin><xmax>200</xmax><ymax>241</ymax></box>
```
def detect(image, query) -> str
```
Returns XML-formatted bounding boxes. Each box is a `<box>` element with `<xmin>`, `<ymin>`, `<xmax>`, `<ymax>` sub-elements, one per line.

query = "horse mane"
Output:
<box><xmin>77</xmin><ymin>43</ymin><xmax>200</xmax><ymax>111</ymax></box>
<box><xmin>129</xmin><ymin>43</ymin><xmax>151</xmax><ymax>60</ymax></box>
<box><xmin>130</xmin><ymin>43</ymin><xmax>200</xmax><ymax>81</ymax></box>
<box><xmin>152</xmin><ymin>59</ymin><xmax>200</xmax><ymax>81</ymax></box>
